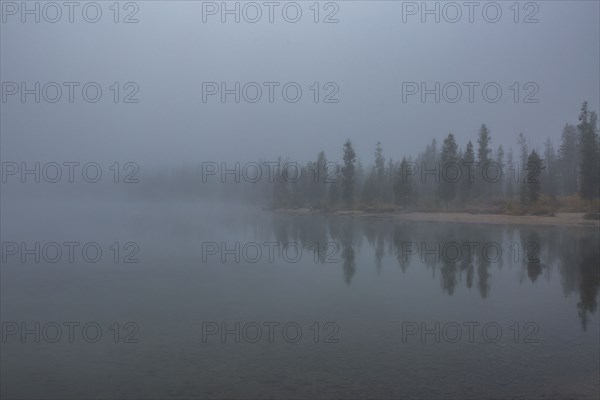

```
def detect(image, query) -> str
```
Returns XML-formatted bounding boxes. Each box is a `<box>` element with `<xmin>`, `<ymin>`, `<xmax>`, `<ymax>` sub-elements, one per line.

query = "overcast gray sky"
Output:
<box><xmin>1</xmin><ymin>1</ymin><xmax>599</xmax><ymax>166</ymax></box>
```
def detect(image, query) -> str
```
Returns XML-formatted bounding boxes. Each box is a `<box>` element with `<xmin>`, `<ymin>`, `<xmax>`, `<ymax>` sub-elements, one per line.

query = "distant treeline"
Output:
<box><xmin>266</xmin><ymin>101</ymin><xmax>600</xmax><ymax>215</ymax></box>
<box><xmin>130</xmin><ymin>102</ymin><xmax>599</xmax><ymax>214</ymax></box>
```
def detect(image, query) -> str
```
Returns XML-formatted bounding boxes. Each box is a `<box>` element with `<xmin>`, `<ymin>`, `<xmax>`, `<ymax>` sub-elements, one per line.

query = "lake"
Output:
<box><xmin>1</xmin><ymin>197</ymin><xmax>599</xmax><ymax>399</ymax></box>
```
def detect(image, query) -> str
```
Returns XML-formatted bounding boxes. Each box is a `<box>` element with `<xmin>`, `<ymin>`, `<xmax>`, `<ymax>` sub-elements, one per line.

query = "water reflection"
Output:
<box><xmin>271</xmin><ymin>214</ymin><xmax>599</xmax><ymax>331</ymax></box>
<box><xmin>2</xmin><ymin>201</ymin><xmax>598</xmax><ymax>398</ymax></box>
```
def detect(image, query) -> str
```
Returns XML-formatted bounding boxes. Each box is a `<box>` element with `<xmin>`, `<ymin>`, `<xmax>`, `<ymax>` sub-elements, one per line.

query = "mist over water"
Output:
<box><xmin>2</xmin><ymin>0</ymin><xmax>600</xmax><ymax>399</ymax></box>
<box><xmin>1</xmin><ymin>197</ymin><xmax>599</xmax><ymax>398</ymax></box>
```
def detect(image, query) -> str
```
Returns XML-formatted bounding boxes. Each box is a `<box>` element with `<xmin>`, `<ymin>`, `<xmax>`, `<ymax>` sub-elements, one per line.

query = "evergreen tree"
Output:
<box><xmin>494</xmin><ymin>145</ymin><xmax>505</xmax><ymax>197</ymax></box>
<box><xmin>341</xmin><ymin>139</ymin><xmax>357</xmax><ymax>206</ymax></box>
<box><xmin>506</xmin><ymin>147</ymin><xmax>515</xmax><ymax>199</ymax></box>
<box><xmin>526</xmin><ymin>150</ymin><xmax>544</xmax><ymax>204</ymax></box>
<box><xmin>518</xmin><ymin>133</ymin><xmax>529</xmax><ymax>205</ymax></box>
<box><xmin>558</xmin><ymin>123</ymin><xmax>579</xmax><ymax>196</ymax></box>
<box><xmin>394</xmin><ymin>157</ymin><xmax>412</xmax><ymax>207</ymax></box>
<box><xmin>374</xmin><ymin>142</ymin><xmax>385</xmax><ymax>182</ymax></box>
<box><xmin>290</xmin><ymin>163</ymin><xmax>310</xmax><ymax>207</ymax></box>
<box><xmin>437</xmin><ymin>133</ymin><xmax>459</xmax><ymax>207</ymax></box>
<box><xmin>374</xmin><ymin>142</ymin><xmax>385</xmax><ymax>203</ymax></box>
<box><xmin>328</xmin><ymin>164</ymin><xmax>340</xmax><ymax>207</ymax></box>
<box><xmin>355</xmin><ymin>160</ymin><xmax>365</xmax><ymax>199</ymax></box>
<box><xmin>542</xmin><ymin>139</ymin><xmax>558</xmax><ymax>199</ymax></box>
<box><xmin>419</xmin><ymin>139</ymin><xmax>438</xmax><ymax>197</ymax></box>
<box><xmin>477</xmin><ymin>124</ymin><xmax>492</xmax><ymax>196</ymax></box>
<box><xmin>361</xmin><ymin>167</ymin><xmax>377</xmax><ymax>205</ymax></box>
<box><xmin>424</xmin><ymin>139</ymin><xmax>438</xmax><ymax>164</ymax></box>
<box><xmin>461</xmin><ymin>140</ymin><xmax>476</xmax><ymax>202</ymax></box>
<box><xmin>312</xmin><ymin>151</ymin><xmax>328</xmax><ymax>207</ymax></box>
<box><xmin>385</xmin><ymin>158</ymin><xmax>395</xmax><ymax>203</ymax></box>
<box><xmin>578</xmin><ymin>102</ymin><xmax>600</xmax><ymax>200</ymax></box>
<box><xmin>477</xmin><ymin>124</ymin><xmax>492</xmax><ymax>165</ymax></box>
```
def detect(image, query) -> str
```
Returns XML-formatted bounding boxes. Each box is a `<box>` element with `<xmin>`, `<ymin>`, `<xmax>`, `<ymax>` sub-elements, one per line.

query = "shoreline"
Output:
<box><xmin>273</xmin><ymin>209</ymin><xmax>600</xmax><ymax>228</ymax></box>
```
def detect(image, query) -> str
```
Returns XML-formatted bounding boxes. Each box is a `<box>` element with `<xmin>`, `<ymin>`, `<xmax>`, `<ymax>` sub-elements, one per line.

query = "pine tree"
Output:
<box><xmin>461</xmin><ymin>140</ymin><xmax>476</xmax><ymax>203</ymax></box>
<box><xmin>477</xmin><ymin>124</ymin><xmax>492</xmax><ymax>165</ymax></box>
<box><xmin>374</xmin><ymin>142</ymin><xmax>385</xmax><ymax>203</ymax></box>
<box><xmin>518</xmin><ymin>133</ymin><xmax>529</xmax><ymax>205</ymax></box>
<box><xmin>420</xmin><ymin>139</ymin><xmax>438</xmax><ymax>197</ymax></box>
<box><xmin>313</xmin><ymin>151</ymin><xmax>328</xmax><ymax>207</ymax></box>
<box><xmin>506</xmin><ymin>147</ymin><xmax>515</xmax><ymax>198</ymax></box>
<box><xmin>355</xmin><ymin>160</ymin><xmax>365</xmax><ymax>199</ymax></box>
<box><xmin>361</xmin><ymin>167</ymin><xmax>377</xmax><ymax>205</ymax></box>
<box><xmin>341</xmin><ymin>139</ymin><xmax>357</xmax><ymax>206</ymax></box>
<box><xmin>394</xmin><ymin>157</ymin><xmax>412</xmax><ymax>207</ymax></box>
<box><xmin>558</xmin><ymin>123</ymin><xmax>579</xmax><ymax>196</ymax></box>
<box><xmin>495</xmin><ymin>145</ymin><xmax>505</xmax><ymax>197</ymax></box>
<box><xmin>385</xmin><ymin>158</ymin><xmax>395</xmax><ymax>203</ymax></box>
<box><xmin>290</xmin><ymin>163</ymin><xmax>310</xmax><ymax>207</ymax></box>
<box><xmin>578</xmin><ymin>102</ymin><xmax>600</xmax><ymax>200</ymax></box>
<box><xmin>526</xmin><ymin>150</ymin><xmax>544</xmax><ymax>204</ymax></box>
<box><xmin>328</xmin><ymin>165</ymin><xmax>340</xmax><ymax>207</ymax></box>
<box><xmin>477</xmin><ymin>124</ymin><xmax>492</xmax><ymax>197</ymax></box>
<box><xmin>542</xmin><ymin>139</ymin><xmax>558</xmax><ymax>199</ymax></box>
<box><xmin>437</xmin><ymin>133</ymin><xmax>459</xmax><ymax>207</ymax></box>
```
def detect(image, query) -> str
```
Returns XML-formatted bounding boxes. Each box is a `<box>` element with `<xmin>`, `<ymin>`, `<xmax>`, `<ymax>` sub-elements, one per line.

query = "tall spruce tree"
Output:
<box><xmin>518</xmin><ymin>133</ymin><xmax>529</xmax><ymax>205</ymax></box>
<box><xmin>461</xmin><ymin>140</ymin><xmax>476</xmax><ymax>202</ymax></box>
<box><xmin>341</xmin><ymin>139</ymin><xmax>357</xmax><ymax>206</ymax></box>
<box><xmin>578</xmin><ymin>102</ymin><xmax>600</xmax><ymax>200</ymax></box>
<box><xmin>437</xmin><ymin>133</ymin><xmax>459</xmax><ymax>207</ymax></box>
<box><xmin>558</xmin><ymin>123</ymin><xmax>579</xmax><ymax>196</ymax></box>
<box><xmin>477</xmin><ymin>124</ymin><xmax>492</xmax><ymax>197</ymax></box>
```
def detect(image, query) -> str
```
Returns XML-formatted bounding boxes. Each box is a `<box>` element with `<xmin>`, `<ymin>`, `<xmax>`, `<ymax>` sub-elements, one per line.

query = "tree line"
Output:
<box><xmin>270</xmin><ymin>102</ymin><xmax>600</xmax><ymax>214</ymax></box>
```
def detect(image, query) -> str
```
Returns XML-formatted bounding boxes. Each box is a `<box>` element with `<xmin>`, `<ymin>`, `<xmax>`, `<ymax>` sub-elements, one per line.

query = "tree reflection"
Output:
<box><xmin>269</xmin><ymin>213</ymin><xmax>599</xmax><ymax>330</ymax></box>
<box><xmin>577</xmin><ymin>236</ymin><xmax>600</xmax><ymax>331</ymax></box>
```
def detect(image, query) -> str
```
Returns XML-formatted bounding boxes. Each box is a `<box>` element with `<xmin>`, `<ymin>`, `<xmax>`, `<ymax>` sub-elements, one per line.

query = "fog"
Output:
<box><xmin>2</xmin><ymin>2</ymin><xmax>600</xmax><ymax>399</ymax></box>
<box><xmin>2</xmin><ymin>1</ymin><xmax>599</xmax><ymax>165</ymax></box>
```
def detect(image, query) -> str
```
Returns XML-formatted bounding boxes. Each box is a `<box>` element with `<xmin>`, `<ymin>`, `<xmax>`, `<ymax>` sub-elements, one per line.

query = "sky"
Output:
<box><xmin>1</xmin><ymin>0</ymin><xmax>599</xmax><ymax>166</ymax></box>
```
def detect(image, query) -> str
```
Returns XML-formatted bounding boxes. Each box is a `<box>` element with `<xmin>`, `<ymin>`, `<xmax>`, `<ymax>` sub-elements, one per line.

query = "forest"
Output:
<box><xmin>267</xmin><ymin>102</ymin><xmax>600</xmax><ymax>216</ymax></box>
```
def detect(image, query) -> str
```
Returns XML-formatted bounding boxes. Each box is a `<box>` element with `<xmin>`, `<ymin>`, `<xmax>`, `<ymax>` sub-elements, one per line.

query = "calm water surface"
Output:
<box><xmin>1</xmin><ymin>197</ymin><xmax>599</xmax><ymax>399</ymax></box>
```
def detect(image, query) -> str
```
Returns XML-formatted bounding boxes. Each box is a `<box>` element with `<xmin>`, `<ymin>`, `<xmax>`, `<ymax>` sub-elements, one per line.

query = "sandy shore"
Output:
<box><xmin>274</xmin><ymin>209</ymin><xmax>600</xmax><ymax>228</ymax></box>
<box><xmin>385</xmin><ymin>211</ymin><xmax>599</xmax><ymax>227</ymax></box>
